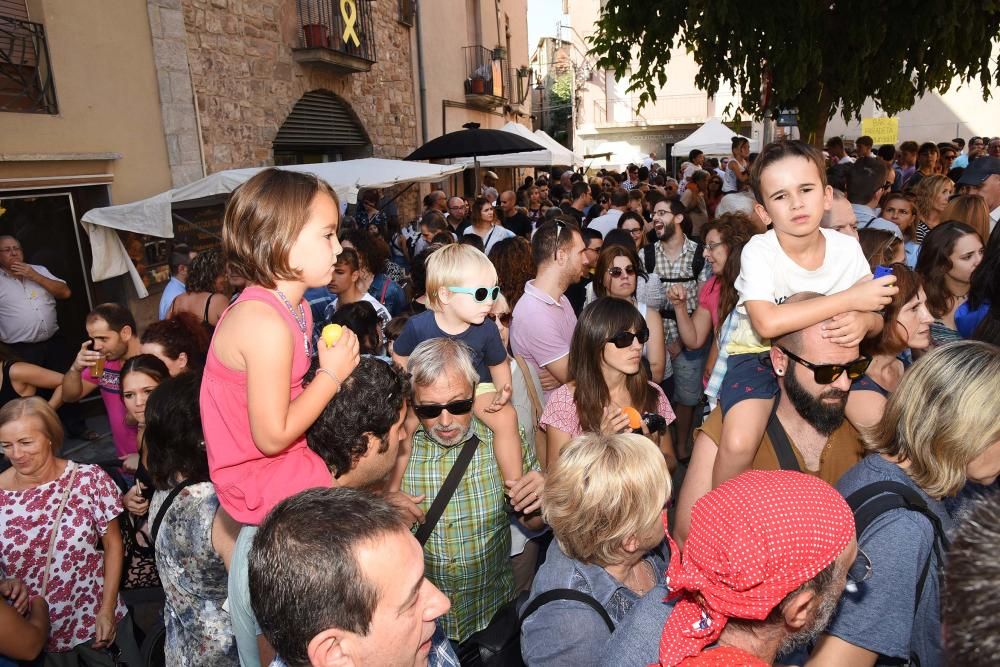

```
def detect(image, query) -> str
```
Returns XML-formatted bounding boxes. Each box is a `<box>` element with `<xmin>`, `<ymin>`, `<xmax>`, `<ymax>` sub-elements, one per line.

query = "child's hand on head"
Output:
<box><xmin>822</xmin><ymin>311</ymin><xmax>869</xmax><ymax>347</ymax></box>
<box><xmin>849</xmin><ymin>275</ymin><xmax>898</xmax><ymax>312</ymax></box>
<box><xmin>318</xmin><ymin>326</ymin><xmax>360</xmax><ymax>383</ymax></box>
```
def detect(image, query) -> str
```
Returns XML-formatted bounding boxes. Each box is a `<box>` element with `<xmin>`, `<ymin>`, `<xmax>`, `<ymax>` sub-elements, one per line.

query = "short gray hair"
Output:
<box><xmin>408</xmin><ymin>338</ymin><xmax>479</xmax><ymax>392</ymax></box>
<box><xmin>716</xmin><ymin>192</ymin><xmax>756</xmax><ymax>217</ymax></box>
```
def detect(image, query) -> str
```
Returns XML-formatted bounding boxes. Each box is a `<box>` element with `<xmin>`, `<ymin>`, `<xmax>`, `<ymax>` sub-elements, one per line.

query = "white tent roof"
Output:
<box><xmin>453</xmin><ymin>122</ymin><xmax>581</xmax><ymax>167</ymax></box>
<box><xmin>80</xmin><ymin>158</ymin><xmax>465</xmax><ymax>298</ymax></box>
<box><xmin>673</xmin><ymin>118</ymin><xmax>760</xmax><ymax>156</ymax></box>
<box><xmin>582</xmin><ymin>141</ymin><xmax>644</xmax><ymax>170</ymax></box>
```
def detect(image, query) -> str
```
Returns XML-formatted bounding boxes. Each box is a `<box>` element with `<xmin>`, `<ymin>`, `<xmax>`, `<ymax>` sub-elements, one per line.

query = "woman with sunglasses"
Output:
<box><xmin>844</xmin><ymin>265</ymin><xmax>933</xmax><ymax>429</ymax></box>
<box><xmin>705</xmin><ymin>174</ymin><xmax>724</xmax><ymax>221</ymax></box>
<box><xmin>593</xmin><ymin>245</ymin><xmax>666</xmax><ymax>384</ymax></box>
<box><xmin>539</xmin><ymin>297</ymin><xmax>676</xmax><ymax>470</ymax></box>
<box><xmin>810</xmin><ymin>341</ymin><xmax>1000</xmax><ymax>667</ymax></box>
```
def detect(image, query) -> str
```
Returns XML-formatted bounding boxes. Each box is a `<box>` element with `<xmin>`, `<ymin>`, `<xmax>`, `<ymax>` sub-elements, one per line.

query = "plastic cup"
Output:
<box><xmin>93</xmin><ymin>355</ymin><xmax>106</xmax><ymax>376</ymax></box>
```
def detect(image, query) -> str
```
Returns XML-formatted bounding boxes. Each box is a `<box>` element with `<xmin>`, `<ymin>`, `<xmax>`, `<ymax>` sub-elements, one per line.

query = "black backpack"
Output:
<box><xmin>844</xmin><ymin>481</ymin><xmax>950</xmax><ymax>667</ymax></box>
<box><xmin>643</xmin><ymin>240</ymin><xmax>705</xmax><ymax>284</ymax></box>
<box><xmin>457</xmin><ymin>588</ymin><xmax>613</xmax><ymax>667</ymax></box>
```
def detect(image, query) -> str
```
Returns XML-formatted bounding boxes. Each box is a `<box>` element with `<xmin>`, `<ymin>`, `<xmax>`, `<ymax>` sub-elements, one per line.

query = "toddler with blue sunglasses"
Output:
<box><xmin>389</xmin><ymin>244</ymin><xmax>524</xmax><ymax>491</ymax></box>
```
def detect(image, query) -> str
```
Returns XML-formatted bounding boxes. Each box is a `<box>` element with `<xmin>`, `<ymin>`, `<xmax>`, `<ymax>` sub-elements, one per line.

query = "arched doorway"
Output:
<box><xmin>273</xmin><ymin>90</ymin><xmax>372</xmax><ymax>164</ymax></box>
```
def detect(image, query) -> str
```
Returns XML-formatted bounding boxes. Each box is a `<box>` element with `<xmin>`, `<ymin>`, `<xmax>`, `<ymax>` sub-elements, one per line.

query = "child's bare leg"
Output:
<box><xmin>475</xmin><ymin>392</ymin><xmax>523</xmax><ymax>483</ymax></box>
<box><xmin>386</xmin><ymin>407</ymin><xmax>419</xmax><ymax>492</ymax></box>
<box><xmin>711</xmin><ymin>397</ymin><xmax>773</xmax><ymax>488</ymax></box>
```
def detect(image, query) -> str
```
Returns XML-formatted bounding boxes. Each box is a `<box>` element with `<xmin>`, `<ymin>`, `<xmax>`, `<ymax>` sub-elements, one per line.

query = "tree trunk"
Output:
<box><xmin>795</xmin><ymin>82</ymin><xmax>835</xmax><ymax>149</ymax></box>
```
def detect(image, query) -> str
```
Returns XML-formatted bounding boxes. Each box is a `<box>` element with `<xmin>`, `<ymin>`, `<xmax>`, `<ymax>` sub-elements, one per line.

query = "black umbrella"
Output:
<box><xmin>405</xmin><ymin>122</ymin><xmax>545</xmax><ymax>191</ymax></box>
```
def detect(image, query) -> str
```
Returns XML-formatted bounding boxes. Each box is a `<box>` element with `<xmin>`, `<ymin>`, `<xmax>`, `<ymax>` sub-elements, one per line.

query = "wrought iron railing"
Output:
<box><xmin>464</xmin><ymin>45</ymin><xmax>505</xmax><ymax>98</ymax></box>
<box><xmin>0</xmin><ymin>14</ymin><xmax>57</xmax><ymax>114</ymax></box>
<box><xmin>295</xmin><ymin>0</ymin><xmax>376</xmax><ymax>63</ymax></box>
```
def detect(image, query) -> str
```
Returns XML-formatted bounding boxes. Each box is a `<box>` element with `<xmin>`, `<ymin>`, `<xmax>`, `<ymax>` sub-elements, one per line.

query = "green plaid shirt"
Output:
<box><xmin>403</xmin><ymin>419</ymin><xmax>540</xmax><ymax>642</ymax></box>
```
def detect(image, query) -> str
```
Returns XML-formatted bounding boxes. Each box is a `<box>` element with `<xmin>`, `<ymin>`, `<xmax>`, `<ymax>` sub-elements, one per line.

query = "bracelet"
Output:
<box><xmin>316</xmin><ymin>367</ymin><xmax>341</xmax><ymax>388</ymax></box>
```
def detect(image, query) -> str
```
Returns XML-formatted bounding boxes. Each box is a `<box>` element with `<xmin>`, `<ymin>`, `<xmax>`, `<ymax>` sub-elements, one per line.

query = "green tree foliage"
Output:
<box><xmin>590</xmin><ymin>1</ymin><xmax>1000</xmax><ymax>145</ymax></box>
<box><xmin>548</xmin><ymin>72</ymin><xmax>574</xmax><ymax>147</ymax></box>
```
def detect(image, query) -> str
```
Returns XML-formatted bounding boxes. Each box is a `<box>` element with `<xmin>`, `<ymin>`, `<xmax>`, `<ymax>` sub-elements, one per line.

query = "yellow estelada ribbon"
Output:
<box><xmin>340</xmin><ymin>0</ymin><xmax>360</xmax><ymax>47</ymax></box>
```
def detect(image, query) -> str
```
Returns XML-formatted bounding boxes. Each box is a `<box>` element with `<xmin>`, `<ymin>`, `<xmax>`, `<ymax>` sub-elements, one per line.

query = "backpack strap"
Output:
<box><xmin>520</xmin><ymin>588</ymin><xmax>614</xmax><ymax>632</ymax></box>
<box><xmin>846</xmin><ymin>481</ymin><xmax>949</xmax><ymax>609</ymax></box>
<box><xmin>692</xmin><ymin>239</ymin><xmax>705</xmax><ymax>278</ymax></box>
<box><xmin>415</xmin><ymin>435</ymin><xmax>480</xmax><ymax>546</ymax></box>
<box><xmin>378</xmin><ymin>276</ymin><xmax>391</xmax><ymax>303</ymax></box>
<box><xmin>150</xmin><ymin>479</ymin><xmax>199</xmax><ymax>546</ymax></box>
<box><xmin>643</xmin><ymin>243</ymin><xmax>656</xmax><ymax>274</ymax></box>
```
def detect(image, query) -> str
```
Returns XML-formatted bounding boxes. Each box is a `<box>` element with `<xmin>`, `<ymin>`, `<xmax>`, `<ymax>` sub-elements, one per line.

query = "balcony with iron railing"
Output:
<box><xmin>464</xmin><ymin>45</ymin><xmax>507</xmax><ymax>109</ymax></box>
<box><xmin>0</xmin><ymin>14</ymin><xmax>57</xmax><ymax>114</ymax></box>
<box><xmin>292</xmin><ymin>0</ymin><xmax>377</xmax><ymax>74</ymax></box>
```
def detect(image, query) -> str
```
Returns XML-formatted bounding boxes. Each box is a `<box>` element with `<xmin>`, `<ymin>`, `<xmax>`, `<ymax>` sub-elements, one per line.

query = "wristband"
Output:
<box><xmin>316</xmin><ymin>367</ymin><xmax>341</xmax><ymax>389</ymax></box>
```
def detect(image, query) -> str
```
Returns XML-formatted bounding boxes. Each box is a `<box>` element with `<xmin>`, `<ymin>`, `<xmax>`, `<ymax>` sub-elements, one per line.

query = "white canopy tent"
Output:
<box><xmin>81</xmin><ymin>158</ymin><xmax>466</xmax><ymax>297</ymax></box>
<box><xmin>672</xmin><ymin>118</ymin><xmax>761</xmax><ymax>156</ymax></box>
<box><xmin>453</xmin><ymin>122</ymin><xmax>582</xmax><ymax>168</ymax></box>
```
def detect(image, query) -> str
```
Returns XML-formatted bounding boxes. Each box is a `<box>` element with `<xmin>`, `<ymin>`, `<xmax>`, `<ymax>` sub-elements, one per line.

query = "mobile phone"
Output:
<box><xmin>873</xmin><ymin>265</ymin><xmax>893</xmax><ymax>279</ymax></box>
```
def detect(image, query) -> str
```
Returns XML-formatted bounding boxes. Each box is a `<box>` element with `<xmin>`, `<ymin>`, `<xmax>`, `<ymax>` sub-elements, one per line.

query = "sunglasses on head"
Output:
<box><xmin>447</xmin><ymin>286</ymin><xmax>500</xmax><ymax>302</ymax></box>
<box><xmin>778</xmin><ymin>346</ymin><xmax>872</xmax><ymax>384</ymax></box>
<box><xmin>412</xmin><ymin>397</ymin><xmax>475</xmax><ymax>420</ymax></box>
<box><xmin>607</xmin><ymin>328</ymin><xmax>649</xmax><ymax>348</ymax></box>
<box><xmin>487</xmin><ymin>312</ymin><xmax>512</xmax><ymax>326</ymax></box>
<box><xmin>607</xmin><ymin>265</ymin><xmax>636</xmax><ymax>278</ymax></box>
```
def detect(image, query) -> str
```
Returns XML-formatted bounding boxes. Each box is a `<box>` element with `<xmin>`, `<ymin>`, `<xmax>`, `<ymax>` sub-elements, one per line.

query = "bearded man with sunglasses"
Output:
<box><xmin>401</xmin><ymin>337</ymin><xmax>545</xmax><ymax>648</ymax></box>
<box><xmin>673</xmin><ymin>292</ymin><xmax>868</xmax><ymax>545</ymax></box>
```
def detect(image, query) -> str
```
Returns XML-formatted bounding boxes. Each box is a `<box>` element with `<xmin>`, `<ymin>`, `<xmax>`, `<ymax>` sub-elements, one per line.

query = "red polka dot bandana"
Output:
<box><xmin>656</xmin><ymin>470</ymin><xmax>855</xmax><ymax>666</ymax></box>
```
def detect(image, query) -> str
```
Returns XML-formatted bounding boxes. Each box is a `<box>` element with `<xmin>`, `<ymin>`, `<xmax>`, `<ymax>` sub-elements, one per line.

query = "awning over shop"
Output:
<box><xmin>81</xmin><ymin>158</ymin><xmax>465</xmax><ymax>297</ymax></box>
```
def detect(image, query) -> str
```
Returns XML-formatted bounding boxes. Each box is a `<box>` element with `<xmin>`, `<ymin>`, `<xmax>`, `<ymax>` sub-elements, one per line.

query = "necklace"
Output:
<box><xmin>624</xmin><ymin>559</ymin><xmax>654</xmax><ymax>595</ymax></box>
<box><xmin>273</xmin><ymin>288</ymin><xmax>310</xmax><ymax>356</ymax></box>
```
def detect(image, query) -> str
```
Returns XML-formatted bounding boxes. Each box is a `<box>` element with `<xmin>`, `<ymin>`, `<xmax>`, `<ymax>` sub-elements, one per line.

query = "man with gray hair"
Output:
<box><xmin>401</xmin><ymin>337</ymin><xmax>545</xmax><ymax>647</ymax></box>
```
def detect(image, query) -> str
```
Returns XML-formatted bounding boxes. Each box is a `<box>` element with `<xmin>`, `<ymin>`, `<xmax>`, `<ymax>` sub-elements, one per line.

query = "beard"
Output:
<box><xmin>778</xmin><ymin>587</ymin><xmax>841</xmax><ymax>654</ymax></box>
<box><xmin>782</xmin><ymin>362</ymin><xmax>848</xmax><ymax>436</ymax></box>
<box><xmin>656</xmin><ymin>221</ymin><xmax>677</xmax><ymax>242</ymax></box>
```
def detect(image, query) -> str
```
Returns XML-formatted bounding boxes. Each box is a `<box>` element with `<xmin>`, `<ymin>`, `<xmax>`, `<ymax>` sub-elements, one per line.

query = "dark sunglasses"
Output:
<box><xmin>448</xmin><ymin>286</ymin><xmax>501</xmax><ymax>302</ymax></box>
<box><xmin>778</xmin><ymin>346</ymin><xmax>872</xmax><ymax>384</ymax></box>
<box><xmin>607</xmin><ymin>265</ymin><xmax>637</xmax><ymax>278</ymax></box>
<box><xmin>412</xmin><ymin>397</ymin><xmax>475</xmax><ymax>420</ymax></box>
<box><xmin>487</xmin><ymin>312</ymin><xmax>512</xmax><ymax>326</ymax></box>
<box><xmin>607</xmin><ymin>328</ymin><xmax>649</xmax><ymax>348</ymax></box>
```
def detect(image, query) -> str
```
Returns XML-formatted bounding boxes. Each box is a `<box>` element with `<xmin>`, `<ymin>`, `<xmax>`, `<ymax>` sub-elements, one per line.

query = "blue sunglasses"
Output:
<box><xmin>448</xmin><ymin>286</ymin><xmax>501</xmax><ymax>303</ymax></box>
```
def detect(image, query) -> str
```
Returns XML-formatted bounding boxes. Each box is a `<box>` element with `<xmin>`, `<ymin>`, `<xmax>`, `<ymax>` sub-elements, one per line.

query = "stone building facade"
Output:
<box><xmin>148</xmin><ymin>0</ymin><xmax>419</xmax><ymax>183</ymax></box>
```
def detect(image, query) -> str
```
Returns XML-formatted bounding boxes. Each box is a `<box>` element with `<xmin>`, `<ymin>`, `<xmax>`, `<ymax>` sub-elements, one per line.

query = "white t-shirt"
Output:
<box><xmin>728</xmin><ymin>228</ymin><xmax>871</xmax><ymax>353</ymax></box>
<box><xmin>463</xmin><ymin>224</ymin><xmax>515</xmax><ymax>255</ymax></box>
<box><xmin>588</xmin><ymin>209</ymin><xmax>624</xmax><ymax>238</ymax></box>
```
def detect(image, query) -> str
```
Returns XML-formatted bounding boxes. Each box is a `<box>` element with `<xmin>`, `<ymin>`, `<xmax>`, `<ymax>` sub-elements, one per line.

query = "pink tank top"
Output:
<box><xmin>200</xmin><ymin>286</ymin><xmax>330</xmax><ymax>525</ymax></box>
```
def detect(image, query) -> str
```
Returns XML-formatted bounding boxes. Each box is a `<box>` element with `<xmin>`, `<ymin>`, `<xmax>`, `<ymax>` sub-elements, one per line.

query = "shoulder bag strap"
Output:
<box><xmin>41</xmin><ymin>462</ymin><xmax>80</xmax><ymax>596</ymax></box>
<box><xmin>765</xmin><ymin>401</ymin><xmax>801</xmax><ymax>472</ymax></box>
<box><xmin>513</xmin><ymin>354</ymin><xmax>543</xmax><ymax>426</ymax></box>
<box><xmin>415</xmin><ymin>435</ymin><xmax>481</xmax><ymax>546</ymax></box>
<box><xmin>378</xmin><ymin>276</ymin><xmax>391</xmax><ymax>303</ymax></box>
<box><xmin>150</xmin><ymin>479</ymin><xmax>199</xmax><ymax>546</ymax></box>
<box><xmin>520</xmin><ymin>588</ymin><xmax>614</xmax><ymax>632</ymax></box>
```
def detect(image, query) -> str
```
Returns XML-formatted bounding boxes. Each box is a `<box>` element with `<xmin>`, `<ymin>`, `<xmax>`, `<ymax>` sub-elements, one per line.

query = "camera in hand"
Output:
<box><xmin>633</xmin><ymin>412</ymin><xmax>667</xmax><ymax>434</ymax></box>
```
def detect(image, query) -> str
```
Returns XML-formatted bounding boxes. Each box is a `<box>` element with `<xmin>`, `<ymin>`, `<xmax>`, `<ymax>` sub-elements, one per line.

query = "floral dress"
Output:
<box><xmin>0</xmin><ymin>462</ymin><xmax>127</xmax><ymax>652</ymax></box>
<box><xmin>149</xmin><ymin>482</ymin><xmax>237</xmax><ymax>666</ymax></box>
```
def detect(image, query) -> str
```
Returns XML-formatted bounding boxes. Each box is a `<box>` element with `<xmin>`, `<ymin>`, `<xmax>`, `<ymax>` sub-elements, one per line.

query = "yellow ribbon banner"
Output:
<box><xmin>340</xmin><ymin>0</ymin><xmax>360</xmax><ymax>48</ymax></box>
<box><xmin>860</xmin><ymin>117</ymin><xmax>899</xmax><ymax>145</ymax></box>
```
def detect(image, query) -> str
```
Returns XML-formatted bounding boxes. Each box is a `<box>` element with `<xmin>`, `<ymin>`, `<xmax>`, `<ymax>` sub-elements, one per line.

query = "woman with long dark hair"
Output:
<box><xmin>593</xmin><ymin>244</ymin><xmax>666</xmax><ymax>383</ymax></box>
<box><xmin>915</xmin><ymin>221</ymin><xmax>984</xmax><ymax>346</ymax></box>
<box><xmin>144</xmin><ymin>371</ymin><xmax>240</xmax><ymax>665</ymax></box>
<box><xmin>140</xmin><ymin>312</ymin><xmax>210</xmax><ymax>376</ymax></box>
<box><xmin>539</xmin><ymin>297</ymin><xmax>675</xmax><ymax>469</ymax></box>
<box><xmin>845</xmin><ymin>264</ymin><xmax>934</xmax><ymax>428</ymax></box>
<box><xmin>463</xmin><ymin>196</ymin><xmax>515</xmax><ymax>255</ymax></box>
<box><xmin>956</xmin><ymin>222</ymin><xmax>1000</xmax><ymax>344</ymax></box>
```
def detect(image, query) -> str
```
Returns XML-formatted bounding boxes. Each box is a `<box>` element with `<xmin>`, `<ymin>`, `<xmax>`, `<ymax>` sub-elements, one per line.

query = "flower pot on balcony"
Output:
<box><xmin>303</xmin><ymin>23</ymin><xmax>328</xmax><ymax>49</ymax></box>
<box><xmin>470</xmin><ymin>77</ymin><xmax>485</xmax><ymax>94</ymax></box>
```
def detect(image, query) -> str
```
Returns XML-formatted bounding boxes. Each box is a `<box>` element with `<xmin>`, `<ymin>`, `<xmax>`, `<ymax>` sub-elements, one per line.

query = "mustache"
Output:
<box><xmin>818</xmin><ymin>388</ymin><xmax>849</xmax><ymax>402</ymax></box>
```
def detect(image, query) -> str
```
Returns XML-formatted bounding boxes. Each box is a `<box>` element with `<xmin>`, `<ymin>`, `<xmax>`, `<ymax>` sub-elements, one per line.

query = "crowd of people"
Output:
<box><xmin>1</xmin><ymin>131</ymin><xmax>999</xmax><ymax>667</ymax></box>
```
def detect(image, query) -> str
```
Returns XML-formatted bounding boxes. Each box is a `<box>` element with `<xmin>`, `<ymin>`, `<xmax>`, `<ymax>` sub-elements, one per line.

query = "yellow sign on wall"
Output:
<box><xmin>861</xmin><ymin>117</ymin><xmax>899</xmax><ymax>145</ymax></box>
